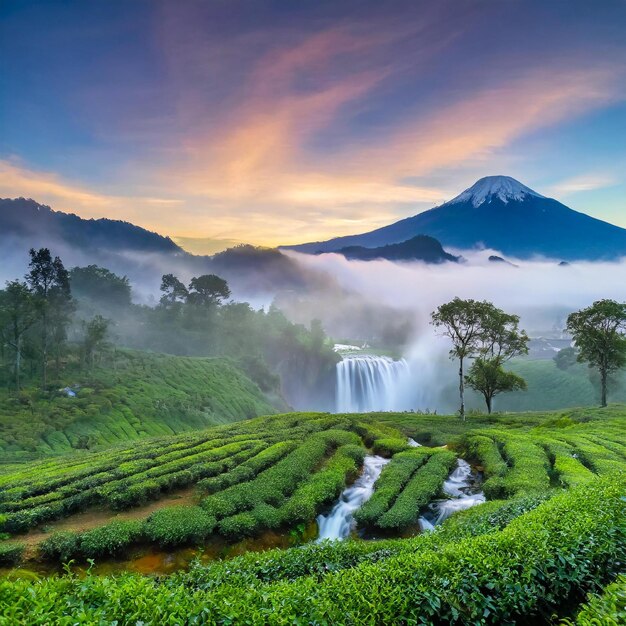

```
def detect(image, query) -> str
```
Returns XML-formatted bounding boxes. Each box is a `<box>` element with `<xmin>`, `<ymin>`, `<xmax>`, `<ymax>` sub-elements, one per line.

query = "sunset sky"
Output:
<box><xmin>1</xmin><ymin>0</ymin><xmax>625</xmax><ymax>249</ymax></box>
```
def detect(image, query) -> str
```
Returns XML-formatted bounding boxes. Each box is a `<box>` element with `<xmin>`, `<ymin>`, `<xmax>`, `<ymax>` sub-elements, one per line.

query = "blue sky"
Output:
<box><xmin>1</xmin><ymin>0</ymin><xmax>625</xmax><ymax>247</ymax></box>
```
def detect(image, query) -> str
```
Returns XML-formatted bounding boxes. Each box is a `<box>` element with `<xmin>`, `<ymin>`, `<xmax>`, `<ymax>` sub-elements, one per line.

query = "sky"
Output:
<box><xmin>1</xmin><ymin>0</ymin><xmax>625</xmax><ymax>250</ymax></box>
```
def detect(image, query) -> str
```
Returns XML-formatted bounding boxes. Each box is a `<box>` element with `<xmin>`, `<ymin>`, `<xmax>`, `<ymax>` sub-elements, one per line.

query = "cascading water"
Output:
<box><xmin>335</xmin><ymin>355</ymin><xmax>412</xmax><ymax>413</ymax></box>
<box><xmin>317</xmin><ymin>455</ymin><xmax>389</xmax><ymax>541</ymax></box>
<box><xmin>419</xmin><ymin>459</ymin><xmax>485</xmax><ymax>530</ymax></box>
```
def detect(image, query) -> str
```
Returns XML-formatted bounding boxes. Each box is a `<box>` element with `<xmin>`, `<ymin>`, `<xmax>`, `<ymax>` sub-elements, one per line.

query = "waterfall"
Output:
<box><xmin>317</xmin><ymin>455</ymin><xmax>389</xmax><ymax>541</ymax></box>
<box><xmin>419</xmin><ymin>459</ymin><xmax>485</xmax><ymax>530</ymax></box>
<box><xmin>336</xmin><ymin>355</ymin><xmax>411</xmax><ymax>413</ymax></box>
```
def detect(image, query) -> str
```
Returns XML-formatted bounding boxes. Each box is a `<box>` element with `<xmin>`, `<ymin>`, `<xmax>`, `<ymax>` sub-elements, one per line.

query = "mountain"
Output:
<box><xmin>0</xmin><ymin>198</ymin><xmax>330</xmax><ymax>299</ymax></box>
<box><xmin>0</xmin><ymin>197</ymin><xmax>183</xmax><ymax>253</ymax></box>
<box><xmin>330</xmin><ymin>235</ymin><xmax>459</xmax><ymax>263</ymax></box>
<box><xmin>286</xmin><ymin>176</ymin><xmax>626</xmax><ymax>261</ymax></box>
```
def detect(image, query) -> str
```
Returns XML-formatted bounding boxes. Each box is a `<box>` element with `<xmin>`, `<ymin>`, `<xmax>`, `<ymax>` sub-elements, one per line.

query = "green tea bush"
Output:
<box><xmin>355</xmin><ymin>448</ymin><xmax>430</xmax><ymax>527</ymax></box>
<box><xmin>461</xmin><ymin>434</ymin><xmax>508</xmax><ymax>478</ymax></box>
<box><xmin>1</xmin><ymin>474</ymin><xmax>622</xmax><ymax>625</ymax></box>
<box><xmin>197</xmin><ymin>441</ymin><xmax>296</xmax><ymax>493</ymax></box>
<box><xmin>377</xmin><ymin>450</ymin><xmax>457</xmax><ymax>530</ymax></box>
<box><xmin>495</xmin><ymin>433</ymin><xmax>551</xmax><ymax>496</ymax></box>
<box><xmin>0</xmin><ymin>541</ymin><xmax>24</xmax><ymax>566</ymax></box>
<box><xmin>542</xmin><ymin>439</ymin><xmax>595</xmax><ymax>488</ymax></box>
<box><xmin>79</xmin><ymin>519</ymin><xmax>144</xmax><ymax>558</ymax></box>
<box><xmin>202</xmin><ymin>430</ymin><xmax>360</xmax><ymax>520</ymax></box>
<box><xmin>38</xmin><ymin>531</ymin><xmax>80</xmax><ymax>562</ymax></box>
<box><xmin>562</xmin><ymin>574</ymin><xmax>626</xmax><ymax>626</ymax></box>
<box><xmin>145</xmin><ymin>506</ymin><xmax>215</xmax><ymax>547</ymax></box>
<box><xmin>371</xmin><ymin>437</ymin><xmax>409</xmax><ymax>456</ymax></box>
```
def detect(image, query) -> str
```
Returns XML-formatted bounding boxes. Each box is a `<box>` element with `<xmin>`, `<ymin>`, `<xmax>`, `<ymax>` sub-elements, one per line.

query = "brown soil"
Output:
<box><xmin>19</xmin><ymin>486</ymin><xmax>200</xmax><ymax>558</ymax></box>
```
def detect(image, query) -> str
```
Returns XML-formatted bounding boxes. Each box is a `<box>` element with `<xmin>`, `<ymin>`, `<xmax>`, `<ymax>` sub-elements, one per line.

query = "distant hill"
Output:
<box><xmin>0</xmin><ymin>197</ymin><xmax>182</xmax><ymax>254</ymax></box>
<box><xmin>330</xmin><ymin>235</ymin><xmax>459</xmax><ymax>263</ymax></box>
<box><xmin>0</xmin><ymin>199</ymin><xmax>328</xmax><ymax>299</ymax></box>
<box><xmin>0</xmin><ymin>349</ymin><xmax>280</xmax><ymax>463</ymax></box>
<box><xmin>286</xmin><ymin>176</ymin><xmax>626</xmax><ymax>261</ymax></box>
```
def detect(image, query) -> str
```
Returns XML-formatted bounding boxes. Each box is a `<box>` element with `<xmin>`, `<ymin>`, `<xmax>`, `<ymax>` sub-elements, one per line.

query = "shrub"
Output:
<box><xmin>80</xmin><ymin>520</ymin><xmax>144</xmax><ymax>558</ymax></box>
<box><xmin>563</xmin><ymin>574</ymin><xmax>626</xmax><ymax>626</ymax></box>
<box><xmin>1</xmin><ymin>475</ymin><xmax>622</xmax><ymax>624</ymax></box>
<box><xmin>39</xmin><ymin>531</ymin><xmax>80</xmax><ymax>562</ymax></box>
<box><xmin>217</xmin><ymin>512</ymin><xmax>258</xmax><ymax>539</ymax></box>
<box><xmin>462</xmin><ymin>434</ymin><xmax>508</xmax><ymax>478</ymax></box>
<box><xmin>0</xmin><ymin>541</ymin><xmax>24</xmax><ymax>566</ymax></box>
<box><xmin>355</xmin><ymin>448</ymin><xmax>430</xmax><ymax>527</ymax></box>
<box><xmin>377</xmin><ymin>450</ymin><xmax>457</xmax><ymax>530</ymax></box>
<box><xmin>372</xmin><ymin>438</ymin><xmax>409</xmax><ymax>457</ymax></box>
<box><xmin>145</xmin><ymin>506</ymin><xmax>215</xmax><ymax>547</ymax></box>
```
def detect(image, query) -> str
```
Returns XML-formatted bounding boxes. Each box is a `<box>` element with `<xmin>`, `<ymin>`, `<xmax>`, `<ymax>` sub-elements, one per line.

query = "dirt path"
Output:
<box><xmin>19</xmin><ymin>487</ymin><xmax>200</xmax><ymax>557</ymax></box>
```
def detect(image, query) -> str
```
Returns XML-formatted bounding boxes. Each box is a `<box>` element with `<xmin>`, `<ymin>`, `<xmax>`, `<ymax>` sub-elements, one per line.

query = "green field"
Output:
<box><xmin>0</xmin><ymin>405</ymin><xmax>624</xmax><ymax>624</ymax></box>
<box><xmin>0</xmin><ymin>349</ymin><xmax>279</xmax><ymax>463</ymax></box>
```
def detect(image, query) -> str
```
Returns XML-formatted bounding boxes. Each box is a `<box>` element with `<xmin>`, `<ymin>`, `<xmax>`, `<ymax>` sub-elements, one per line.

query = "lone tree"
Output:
<box><xmin>465</xmin><ymin>358</ymin><xmax>527</xmax><ymax>414</ymax></box>
<box><xmin>431</xmin><ymin>298</ymin><xmax>489</xmax><ymax>419</ymax></box>
<box><xmin>187</xmin><ymin>274</ymin><xmax>231</xmax><ymax>307</ymax></box>
<box><xmin>432</xmin><ymin>298</ymin><xmax>529</xmax><ymax>417</ymax></box>
<box><xmin>566</xmin><ymin>299</ymin><xmax>626</xmax><ymax>407</ymax></box>
<box><xmin>466</xmin><ymin>306</ymin><xmax>529</xmax><ymax>414</ymax></box>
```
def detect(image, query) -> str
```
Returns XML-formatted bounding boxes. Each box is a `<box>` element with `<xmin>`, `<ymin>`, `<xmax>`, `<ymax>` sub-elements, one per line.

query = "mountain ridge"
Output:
<box><xmin>285</xmin><ymin>176</ymin><xmax>626</xmax><ymax>261</ymax></box>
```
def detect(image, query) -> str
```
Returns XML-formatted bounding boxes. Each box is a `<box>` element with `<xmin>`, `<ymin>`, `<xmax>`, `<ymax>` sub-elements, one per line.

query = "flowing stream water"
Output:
<box><xmin>419</xmin><ymin>459</ymin><xmax>485</xmax><ymax>530</ymax></box>
<box><xmin>317</xmin><ymin>455</ymin><xmax>390</xmax><ymax>541</ymax></box>
<box><xmin>335</xmin><ymin>355</ymin><xmax>411</xmax><ymax>412</ymax></box>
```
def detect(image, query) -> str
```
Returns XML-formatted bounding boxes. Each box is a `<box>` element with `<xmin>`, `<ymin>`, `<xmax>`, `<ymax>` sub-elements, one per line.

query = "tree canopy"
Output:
<box><xmin>566</xmin><ymin>299</ymin><xmax>626</xmax><ymax>407</ymax></box>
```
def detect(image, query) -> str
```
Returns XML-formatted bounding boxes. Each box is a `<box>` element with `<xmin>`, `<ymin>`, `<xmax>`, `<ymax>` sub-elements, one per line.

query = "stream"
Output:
<box><xmin>316</xmin><ymin>455</ymin><xmax>390</xmax><ymax>541</ymax></box>
<box><xmin>419</xmin><ymin>459</ymin><xmax>485</xmax><ymax>530</ymax></box>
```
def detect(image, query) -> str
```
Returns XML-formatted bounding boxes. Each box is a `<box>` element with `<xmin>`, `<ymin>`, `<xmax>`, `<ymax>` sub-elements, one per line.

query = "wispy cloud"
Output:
<box><xmin>3</xmin><ymin>2</ymin><xmax>626</xmax><ymax>246</ymax></box>
<box><xmin>0</xmin><ymin>159</ymin><xmax>182</xmax><ymax>233</ymax></box>
<box><xmin>549</xmin><ymin>173</ymin><xmax>619</xmax><ymax>195</ymax></box>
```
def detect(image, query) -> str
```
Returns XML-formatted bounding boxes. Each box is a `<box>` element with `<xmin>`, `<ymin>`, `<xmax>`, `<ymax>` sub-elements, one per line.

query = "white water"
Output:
<box><xmin>336</xmin><ymin>354</ymin><xmax>412</xmax><ymax>412</ymax></box>
<box><xmin>317</xmin><ymin>455</ymin><xmax>389</xmax><ymax>541</ymax></box>
<box><xmin>419</xmin><ymin>459</ymin><xmax>485</xmax><ymax>530</ymax></box>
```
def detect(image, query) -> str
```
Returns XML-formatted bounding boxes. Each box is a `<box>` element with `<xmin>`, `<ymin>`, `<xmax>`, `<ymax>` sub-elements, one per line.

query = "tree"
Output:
<box><xmin>465</xmin><ymin>357</ymin><xmax>527</xmax><ymax>414</ymax></box>
<box><xmin>469</xmin><ymin>305</ymin><xmax>529</xmax><ymax>413</ymax></box>
<box><xmin>554</xmin><ymin>346</ymin><xmax>578</xmax><ymax>371</ymax></box>
<box><xmin>187</xmin><ymin>274</ymin><xmax>230</xmax><ymax>307</ymax></box>
<box><xmin>70</xmin><ymin>265</ymin><xmax>132</xmax><ymax>308</ymax></box>
<box><xmin>0</xmin><ymin>281</ymin><xmax>36</xmax><ymax>391</ymax></box>
<box><xmin>431</xmin><ymin>298</ymin><xmax>489</xmax><ymax>419</ymax></box>
<box><xmin>82</xmin><ymin>315</ymin><xmax>110</xmax><ymax>368</ymax></box>
<box><xmin>566</xmin><ymin>299</ymin><xmax>626</xmax><ymax>407</ymax></box>
<box><xmin>160</xmin><ymin>274</ymin><xmax>188</xmax><ymax>306</ymax></box>
<box><xmin>479</xmin><ymin>308</ymin><xmax>529</xmax><ymax>362</ymax></box>
<box><xmin>26</xmin><ymin>248</ymin><xmax>72</xmax><ymax>388</ymax></box>
<box><xmin>432</xmin><ymin>298</ymin><xmax>528</xmax><ymax>418</ymax></box>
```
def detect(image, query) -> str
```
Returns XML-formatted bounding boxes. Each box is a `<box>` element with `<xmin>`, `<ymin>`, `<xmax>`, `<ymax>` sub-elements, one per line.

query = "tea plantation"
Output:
<box><xmin>0</xmin><ymin>406</ymin><xmax>624</xmax><ymax>624</ymax></box>
<box><xmin>0</xmin><ymin>349</ymin><xmax>278</xmax><ymax>463</ymax></box>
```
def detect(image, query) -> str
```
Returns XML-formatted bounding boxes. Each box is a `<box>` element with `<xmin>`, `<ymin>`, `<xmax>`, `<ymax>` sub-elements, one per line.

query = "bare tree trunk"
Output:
<box><xmin>600</xmin><ymin>368</ymin><xmax>607</xmax><ymax>407</ymax></box>
<box><xmin>459</xmin><ymin>356</ymin><xmax>465</xmax><ymax>420</ymax></box>
<box><xmin>485</xmin><ymin>394</ymin><xmax>492</xmax><ymax>414</ymax></box>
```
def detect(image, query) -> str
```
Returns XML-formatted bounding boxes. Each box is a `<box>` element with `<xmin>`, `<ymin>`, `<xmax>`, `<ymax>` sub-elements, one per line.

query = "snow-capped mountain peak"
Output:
<box><xmin>447</xmin><ymin>176</ymin><xmax>545</xmax><ymax>208</ymax></box>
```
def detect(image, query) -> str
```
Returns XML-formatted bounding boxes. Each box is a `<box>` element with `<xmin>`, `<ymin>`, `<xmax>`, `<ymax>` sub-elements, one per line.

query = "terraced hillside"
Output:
<box><xmin>0</xmin><ymin>350</ymin><xmax>279</xmax><ymax>463</ymax></box>
<box><xmin>0</xmin><ymin>407</ymin><xmax>624</xmax><ymax>623</ymax></box>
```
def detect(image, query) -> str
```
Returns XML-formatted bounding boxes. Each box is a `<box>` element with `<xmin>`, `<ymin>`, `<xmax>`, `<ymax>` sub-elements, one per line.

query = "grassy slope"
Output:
<box><xmin>0</xmin><ymin>350</ymin><xmax>278</xmax><ymax>463</ymax></box>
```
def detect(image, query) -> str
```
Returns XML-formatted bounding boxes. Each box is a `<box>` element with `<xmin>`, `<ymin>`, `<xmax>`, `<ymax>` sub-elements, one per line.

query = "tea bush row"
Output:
<box><xmin>355</xmin><ymin>448</ymin><xmax>430</xmax><ymax>527</ymax></box>
<box><xmin>377</xmin><ymin>449</ymin><xmax>457</xmax><ymax>530</ymax></box>
<box><xmin>1</xmin><ymin>473</ymin><xmax>621</xmax><ymax>624</ymax></box>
